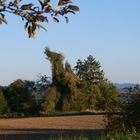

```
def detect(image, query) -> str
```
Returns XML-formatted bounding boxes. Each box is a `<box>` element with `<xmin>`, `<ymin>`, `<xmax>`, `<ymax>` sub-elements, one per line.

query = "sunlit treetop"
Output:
<box><xmin>0</xmin><ymin>0</ymin><xmax>80</xmax><ymax>38</ymax></box>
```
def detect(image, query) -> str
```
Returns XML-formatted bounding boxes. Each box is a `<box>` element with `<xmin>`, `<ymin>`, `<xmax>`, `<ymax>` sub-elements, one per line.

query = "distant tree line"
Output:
<box><xmin>0</xmin><ymin>48</ymin><xmax>121</xmax><ymax>117</ymax></box>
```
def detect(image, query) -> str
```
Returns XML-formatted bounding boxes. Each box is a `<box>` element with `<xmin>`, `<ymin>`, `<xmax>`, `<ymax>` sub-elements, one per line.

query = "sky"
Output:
<box><xmin>0</xmin><ymin>0</ymin><xmax>140</xmax><ymax>86</ymax></box>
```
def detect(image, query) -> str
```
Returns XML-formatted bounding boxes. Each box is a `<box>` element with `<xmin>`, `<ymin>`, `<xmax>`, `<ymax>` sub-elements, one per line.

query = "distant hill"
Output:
<box><xmin>115</xmin><ymin>83</ymin><xmax>139</xmax><ymax>90</ymax></box>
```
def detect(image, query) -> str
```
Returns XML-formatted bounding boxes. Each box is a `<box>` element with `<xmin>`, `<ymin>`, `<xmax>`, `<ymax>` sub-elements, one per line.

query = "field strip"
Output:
<box><xmin>0</xmin><ymin>115</ymin><xmax>105</xmax><ymax>134</ymax></box>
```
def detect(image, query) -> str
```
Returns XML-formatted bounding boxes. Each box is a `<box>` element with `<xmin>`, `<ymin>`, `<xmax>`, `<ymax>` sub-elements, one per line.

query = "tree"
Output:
<box><xmin>62</xmin><ymin>62</ymin><xmax>78</xmax><ymax>111</ymax></box>
<box><xmin>41</xmin><ymin>86</ymin><xmax>59</xmax><ymax>113</ymax></box>
<box><xmin>87</xmin><ymin>84</ymin><xmax>100</xmax><ymax>110</ymax></box>
<box><xmin>0</xmin><ymin>0</ymin><xmax>79</xmax><ymax>37</ymax></box>
<box><xmin>8</xmin><ymin>79</ymin><xmax>38</xmax><ymax>115</ymax></box>
<box><xmin>35</xmin><ymin>74</ymin><xmax>51</xmax><ymax>92</ymax></box>
<box><xmin>44</xmin><ymin>48</ymin><xmax>79</xmax><ymax>111</ymax></box>
<box><xmin>0</xmin><ymin>90</ymin><xmax>9</xmax><ymax>116</ymax></box>
<box><xmin>44</xmin><ymin>47</ymin><xmax>65</xmax><ymax>111</ymax></box>
<box><xmin>44</xmin><ymin>48</ymin><xmax>121</xmax><ymax>113</ymax></box>
<box><xmin>96</xmin><ymin>83</ymin><xmax>121</xmax><ymax>111</ymax></box>
<box><xmin>74</xmin><ymin>55</ymin><xmax>105</xmax><ymax>85</ymax></box>
<box><xmin>44</xmin><ymin>47</ymin><xmax>64</xmax><ymax>86</ymax></box>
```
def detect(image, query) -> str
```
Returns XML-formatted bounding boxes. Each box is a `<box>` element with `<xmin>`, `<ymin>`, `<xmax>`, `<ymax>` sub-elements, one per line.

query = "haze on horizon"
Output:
<box><xmin>0</xmin><ymin>0</ymin><xmax>140</xmax><ymax>86</ymax></box>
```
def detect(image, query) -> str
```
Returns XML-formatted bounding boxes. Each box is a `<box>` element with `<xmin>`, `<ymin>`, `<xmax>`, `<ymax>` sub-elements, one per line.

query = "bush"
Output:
<box><xmin>106</xmin><ymin>93</ymin><xmax>140</xmax><ymax>133</ymax></box>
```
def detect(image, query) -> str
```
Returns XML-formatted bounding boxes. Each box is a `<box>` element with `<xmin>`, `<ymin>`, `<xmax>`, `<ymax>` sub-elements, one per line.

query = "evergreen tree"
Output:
<box><xmin>74</xmin><ymin>55</ymin><xmax>105</xmax><ymax>84</ymax></box>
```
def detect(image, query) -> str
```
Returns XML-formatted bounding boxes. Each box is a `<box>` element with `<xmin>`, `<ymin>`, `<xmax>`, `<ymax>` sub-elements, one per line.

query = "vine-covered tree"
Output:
<box><xmin>44</xmin><ymin>48</ymin><xmax>79</xmax><ymax>112</ymax></box>
<box><xmin>62</xmin><ymin>62</ymin><xmax>78</xmax><ymax>111</ymax></box>
<box><xmin>44</xmin><ymin>47</ymin><xmax>65</xmax><ymax>111</ymax></box>
<box><xmin>74</xmin><ymin>55</ymin><xmax>105</xmax><ymax>85</ymax></box>
<box><xmin>44</xmin><ymin>47</ymin><xmax>64</xmax><ymax>86</ymax></box>
<box><xmin>0</xmin><ymin>0</ymin><xmax>79</xmax><ymax>37</ymax></box>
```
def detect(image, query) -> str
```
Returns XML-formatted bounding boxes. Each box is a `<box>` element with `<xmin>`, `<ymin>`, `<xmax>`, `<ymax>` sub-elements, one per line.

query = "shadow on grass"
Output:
<box><xmin>0</xmin><ymin>128</ymin><xmax>106</xmax><ymax>140</ymax></box>
<box><xmin>43</xmin><ymin>111</ymin><xmax>118</xmax><ymax>117</ymax></box>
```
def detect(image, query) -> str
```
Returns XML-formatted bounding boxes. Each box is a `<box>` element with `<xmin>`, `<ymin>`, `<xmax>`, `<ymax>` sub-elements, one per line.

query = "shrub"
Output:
<box><xmin>106</xmin><ymin>93</ymin><xmax>140</xmax><ymax>133</ymax></box>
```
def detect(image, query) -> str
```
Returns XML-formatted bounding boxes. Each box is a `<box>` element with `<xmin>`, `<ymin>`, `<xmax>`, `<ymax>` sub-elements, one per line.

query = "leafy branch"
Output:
<box><xmin>0</xmin><ymin>0</ymin><xmax>79</xmax><ymax>38</ymax></box>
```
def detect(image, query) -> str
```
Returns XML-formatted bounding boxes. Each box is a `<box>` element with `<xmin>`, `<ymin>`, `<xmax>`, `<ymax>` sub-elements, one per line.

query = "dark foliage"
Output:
<box><xmin>107</xmin><ymin>85</ymin><xmax>140</xmax><ymax>133</ymax></box>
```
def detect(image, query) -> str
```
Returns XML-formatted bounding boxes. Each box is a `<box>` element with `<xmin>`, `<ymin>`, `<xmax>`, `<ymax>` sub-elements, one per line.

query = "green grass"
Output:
<box><xmin>95</xmin><ymin>132</ymin><xmax>140</xmax><ymax>140</ymax></box>
<box><xmin>48</xmin><ymin>136</ymin><xmax>88</xmax><ymax>140</ymax></box>
<box><xmin>42</xmin><ymin>111</ymin><xmax>119</xmax><ymax>117</ymax></box>
<box><xmin>48</xmin><ymin>132</ymin><xmax>140</xmax><ymax>140</ymax></box>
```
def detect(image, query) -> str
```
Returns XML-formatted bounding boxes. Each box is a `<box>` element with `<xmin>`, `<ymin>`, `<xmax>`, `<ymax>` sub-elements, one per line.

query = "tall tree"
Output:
<box><xmin>44</xmin><ymin>47</ymin><xmax>64</xmax><ymax>111</ymax></box>
<box><xmin>0</xmin><ymin>0</ymin><xmax>79</xmax><ymax>37</ymax></box>
<box><xmin>44</xmin><ymin>47</ymin><xmax>64</xmax><ymax>86</ymax></box>
<box><xmin>74</xmin><ymin>55</ymin><xmax>105</xmax><ymax>85</ymax></box>
<box><xmin>44</xmin><ymin>48</ymin><xmax>79</xmax><ymax>111</ymax></box>
<box><xmin>62</xmin><ymin>62</ymin><xmax>78</xmax><ymax>111</ymax></box>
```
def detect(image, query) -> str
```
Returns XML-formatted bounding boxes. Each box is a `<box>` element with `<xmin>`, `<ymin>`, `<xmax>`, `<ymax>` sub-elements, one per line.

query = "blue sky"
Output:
<box><xmin>0</xmin><ymin>0</ymin><xmax>140</xmax><ymax>85</ymax></box>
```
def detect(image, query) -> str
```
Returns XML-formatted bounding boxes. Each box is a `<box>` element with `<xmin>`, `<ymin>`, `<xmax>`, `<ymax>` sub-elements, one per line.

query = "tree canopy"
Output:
<box><xmin>0</xmin><ymin>0</ymin><xmax>79</xmax><ymax>37</ymax></box>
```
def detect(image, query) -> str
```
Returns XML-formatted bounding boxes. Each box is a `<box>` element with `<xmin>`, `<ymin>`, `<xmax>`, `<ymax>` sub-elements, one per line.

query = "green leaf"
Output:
<box><xmin>36</xmin><ymin>16</ymin><xmax>46</xmax><ymax>22</ymax></box>
<box><xmin>53</xmin><ymin>17</ymin><xmax>59</xmax><ymax>23</ymax></box>
<box><xmin>58</xmin><ymin>0</ymin><xmax>71</xmax><ymax>6</ymax></box>
<box><xmin>68</xmin><ymin>5</ymin><xmax>80</xmax><ymax>12</ymax></box>
<box><xmin>35</xmin><ymin>23</ymin><xmax>47</xmax><ymax>31</ymax></box>
<box><xmin>21</xmin><ymin>4</ymin><xmax>33</xmax><ymax>10</ymax></box>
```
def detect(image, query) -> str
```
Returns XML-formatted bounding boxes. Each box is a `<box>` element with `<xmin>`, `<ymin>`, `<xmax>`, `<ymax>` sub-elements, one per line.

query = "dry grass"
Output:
<box><xmin>0</xmin><ymin>115</ymin><xmax>105</xmax><ymax>134</ymax></box>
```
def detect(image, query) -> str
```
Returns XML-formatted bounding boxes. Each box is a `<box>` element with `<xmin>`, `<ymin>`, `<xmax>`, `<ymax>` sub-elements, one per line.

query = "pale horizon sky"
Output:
<box><xmin>0</xmin><ymin>0</ymin><xmax>140</xmax><ymax>86</ymax></box>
